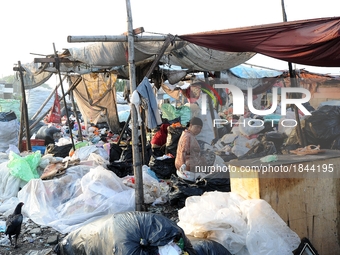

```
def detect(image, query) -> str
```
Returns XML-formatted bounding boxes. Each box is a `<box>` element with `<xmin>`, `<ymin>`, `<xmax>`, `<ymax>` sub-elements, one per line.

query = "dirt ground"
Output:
<box><xmin>0</xmin><ymin>203</ymin><xmax>179</xmax><ymax>255</ymax></box>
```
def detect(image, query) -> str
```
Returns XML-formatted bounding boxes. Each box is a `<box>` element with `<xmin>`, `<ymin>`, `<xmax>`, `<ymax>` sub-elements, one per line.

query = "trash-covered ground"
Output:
<box><xmin>0</xmin><ymin>203</ymin><xmax>180</xmax><ymax>255</ymax></box>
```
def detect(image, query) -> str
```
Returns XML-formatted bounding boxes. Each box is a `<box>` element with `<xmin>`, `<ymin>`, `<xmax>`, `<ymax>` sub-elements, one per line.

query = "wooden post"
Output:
<box><xmin>281</xmin><ymin>0</ymin><xmax>306</xmax><ymax>147</ymax></box>
<box><xmin>70</xmin><ymin>90</ymin><xmax>83</xmax><ymax>141</ymax></box>
<box><xmin>18</xmin><ymin>99</ymin><xmax>25</xmax><ymax>152</ymax></box>
<box><xmin>126</xmin><ymin>0</ymin><xmax>144</xmax><ymax>211</ymax></box>
<box><xmin>18</xmin><ymin>61</ymin><xmax>32</xmax><ymax>151</ymax></box>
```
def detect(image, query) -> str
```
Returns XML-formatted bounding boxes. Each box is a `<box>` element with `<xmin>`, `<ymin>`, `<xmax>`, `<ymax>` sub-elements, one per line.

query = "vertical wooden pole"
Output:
<box><xmin>18</xmin><ymin>61</ymin><xmax>31</xmax><ymax>151</ymax></box>
<box><xmin>53</xmin><ymin>43</ymin><xmax>76</xmax><ymax>152</ymax></box>
<box><xmin>126</xmin><ymin>0</ymin><xmax>144</xmax><ymax>211</ymax></box>
<box><xmin>281</xmin><ymin>0</ymin><xmax>306</xmax><ymax>147</ymax></box>
<box><xmin>18</xmin><ymin>98</ymin><xmax>25</xmax><ymax>152</ymax></box>
<box><xmin>70</xmin><ymin>90</ymin><xmax>83</xmax><ymax>141</ymax></box>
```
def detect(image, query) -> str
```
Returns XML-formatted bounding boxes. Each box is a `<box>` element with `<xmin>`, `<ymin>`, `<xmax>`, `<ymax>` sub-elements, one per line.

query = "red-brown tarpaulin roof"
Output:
<box><xmin>179</xmin><ymin>17</ymin><xmax>340</xmax><ymax>67</ymax></box>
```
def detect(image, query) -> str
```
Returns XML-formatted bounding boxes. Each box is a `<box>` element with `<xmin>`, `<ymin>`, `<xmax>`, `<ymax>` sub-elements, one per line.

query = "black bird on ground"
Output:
<box><xmin>5</xmin><ymin>202</ymin><xmax>24</xmax><ymax>248</ymax></box>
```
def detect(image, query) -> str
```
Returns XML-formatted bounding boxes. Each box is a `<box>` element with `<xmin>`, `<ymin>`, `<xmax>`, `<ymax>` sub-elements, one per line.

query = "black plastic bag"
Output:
<box><xmin>169</xmin><ymin>172</ymin><xmax>231</xmax><ymax>208</ymax></box>
<box><xmin>107</xmin><ymin>145</ymin><xmax>133</xmax><ymax>178</ymax></box>
<box><xmin>304</xmin><ymin>105</ymin><xmax>340</xmax><ymax>148</ymax></box>
<box><xmin>109</xmin><ymin>143</ymin><xmax>123</xmax><ymax>163</ymax></box>
<box><xmin>265</xmin><ymin>132</ymin><xmax>287</xmax><ymax>153</ymax></box>
<box><xmin>238</xmin><ymin>134</ymin><xmax>277</xmax><ymax>160</ymax></box>
<box><xmin>188</xmin><ymin>236</ymin><xmax>232</xmax><ymax>255</ymax></box>
<box><xmin>107</xmin><ymin>161</ymin><xmax>133</xmax><ymax>178</ymax></box>
<box><xmin>196</xmin><ymin>171</ymin><xmax>231</xmax><ymax>193</ymax></box>
<box><xmin>215</xmin><ymin>151</ymin><xmax>238</xmax><ymax>162</ymax></box>
<box><xmin>0</xmin><ymin>111</ymin><xmax>17</xmax><ymax>122</ymax></box>
<box><xmin>120</xmin><ymin>145</ymin><xmax>133</xmax><ymax>162</ymax></box>
<box><xmin>148</xmin><ymin>155</ymin><xmax>177</xmax><ymax>179</ymax></box>
<box><xmin>35</xmin><ymin>126</ymin><xmax>61</xmax><ymax>146</ymax></box>
<box><xmin>165</xmin><ymin>126</ymin><xmax>186</xmax><ymax>157</ymax></box>
<box><xmin>169</xmin><ymin>175</ymin><xmax>204</xmax><ymax>208</ymax></box>
<box><xmin>54</xmin><ymin>211</ymin><xmax>197</xmax><ymax>255</ymax></box>
<box><xmin>107</xmin><ymin>144</ymin><xmax>149</xmax><ymax>178</ymax></box>
<box><xmin>331</xmin><ymin>135</ymin><xmax>340</xmax><ymax>150</ymax></box>
<box><xmin>45</xmin><ymin>143</ymin><xmax>73</xmax><ymax>158</ymax></box>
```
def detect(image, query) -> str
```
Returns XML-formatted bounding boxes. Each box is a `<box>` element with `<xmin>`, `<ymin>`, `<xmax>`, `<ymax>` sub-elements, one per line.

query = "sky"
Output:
<box><xmin>1</xmin><ymin>0</ymin><xmax>340</xmax><ymax>83</ymax></box>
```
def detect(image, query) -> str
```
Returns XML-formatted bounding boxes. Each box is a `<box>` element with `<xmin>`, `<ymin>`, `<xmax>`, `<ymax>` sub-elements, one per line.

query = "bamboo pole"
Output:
<box><xmin>18</xmin><ymin>98</ymin><xmax>25</xmax><ymax>152</ymax></box>
<box><xmin>18</xmin><ymin>61</ymin><xmax>32</xmax><ymax>151</ymax></box>
<box><xmin>52</xmin><ymin>43</ymin><xmax>75</xmax><ymax>151</ymax></box>
<box><xmin>67</xmin><ymin>35</ymin><xmax>181</xmax><ymax>43</ymax></box>
<box><xmin>126</xmin><ymin>0</ymin><xmax>144</xmax><ymax>211</ymax></box>
<box><xmin>70</xmin><ymin>90</ymin><xmax>83</xmax><ymax>141</ymax></box>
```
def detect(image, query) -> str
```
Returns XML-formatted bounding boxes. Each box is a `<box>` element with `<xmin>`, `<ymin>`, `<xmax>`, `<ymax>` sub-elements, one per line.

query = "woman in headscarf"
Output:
<box><xmin>175</xmin><ymin>117</ymin><xmax>207</xmax><ymax>181</ymax></box>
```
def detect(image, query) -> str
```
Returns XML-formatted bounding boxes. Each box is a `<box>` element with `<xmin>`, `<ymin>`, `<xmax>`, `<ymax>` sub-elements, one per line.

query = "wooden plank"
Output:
<box><xmin>229</xmin><ymin>152</ymin><xmax>340</xmax><ymax>254</ymax></box>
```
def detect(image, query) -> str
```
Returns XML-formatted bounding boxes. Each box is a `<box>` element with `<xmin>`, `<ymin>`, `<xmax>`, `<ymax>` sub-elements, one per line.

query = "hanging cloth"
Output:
<box><xmin>136</xmin><ymin>77</ymin><xmax>162</xmax><ymax>129</ymax></box>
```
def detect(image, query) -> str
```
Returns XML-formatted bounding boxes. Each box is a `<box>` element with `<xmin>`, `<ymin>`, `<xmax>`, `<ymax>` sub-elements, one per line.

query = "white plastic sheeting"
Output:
<box><xmin>0</xmin><ymin>161</ymin><xmax>25</xmax><ymax>202</ymax></box>
<box><xmin>0</xmin><ymin>144</ymin><xmax>170</xmax><ymax>235</ymax></box>
<box><xmin>0</xmin><ymin>119</ymin><xmax>19</xmax><ymax>153</ymax></box>
<box><xmin>17</xmin><ymin>165</ymin><xmax>135</xmax><ymax>234</ymax></box>
<box><xmin>178</xmin><ymin>191</ymin><xmax>300</xmax><ymax>255</ymax></box>
<box><xmin>66</xmin><ymin>40</ymin><xmax>255</xmax><ymax>73</ymax></box>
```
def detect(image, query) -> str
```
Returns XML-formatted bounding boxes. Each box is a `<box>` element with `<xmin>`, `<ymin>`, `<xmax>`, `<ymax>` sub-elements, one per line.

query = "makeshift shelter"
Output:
<box><xmin>179</xmin><ymin>16</ymin><xmax>340</xmax><ymax>67</ymax></box>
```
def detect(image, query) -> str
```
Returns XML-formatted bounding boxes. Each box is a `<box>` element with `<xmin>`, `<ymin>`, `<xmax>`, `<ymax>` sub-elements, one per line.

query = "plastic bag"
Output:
<box><xmin>238</xmin><ymin>117</ymin><xmax>265</xmax><ymax>136</ymax></box>
<box><xmin>260</xmin><ymin>154</ymin><xmax>278</xmax><ymax>163</ymax></box>
<box><xmin>7</xmin><ymin>151</ymin><xmax>41</xmax><ymax>182</ymax></box>
<box><xmin>35</xmin><ymin>126</ymin><xmax>61</xmax><ymax>146</ymax></box>
<box><xmin>169</xmin><ymin>175</ymin><xmax>204</xmax><ymax>208</ymax></box>
<box><xmin>18</xmin><ymin>165</ymin><xmax>135</xmax><ymax>234</ymax></box>
<box><xmin>188</xmin><ymin>236</ymin><xmax>232</xmax><ymax>255</ymax></box>
<box><xmin>161</xmin><ymin>104</ymin><xmax>191</xmax><ymax>125</ymax></box>
<box><xmin>304</xmin><ymin>105</ymin><xmax>340</xmax><ymax>148</ymax></box>
<box><xmin>0</xmin><ymin>115</ymin><xmax>19</xmax><ymax>153</ymax></box>
<box><xmin>121</xmin><ymin>166</ymin><xmax>169</xmax><ymax>205</ymax></box>
<box><xmin>178</xmin><ymin>192</ymin><xmax>247</xmax><ymax>254</ymax></box>
<box><xmin>165</xmin><ymin>126</ymin><xmax>186</xmax><ymax>157</ymax></box>
<box><xmin>242</xmin><ymin>199</ymin><xmax>300</xmax><ymax>255</ymax></box>
<box><xmin>178</xmin><ymin>191</ymin><xmax>300</xmax><ymax>255</ymax></box>
<box><xmin>0</xmin><ymin>162</ymin><xmax>22</xmax><ymax>202</ymax></box>
<box><xmin>54</xmin><ymin>211</ymin><xmax>196</xmax><ymax>255</ymax></box>
<box><xmin>148</xmin><ymin>155</ymin><xmax>177</xmax><ymax>179</ymax></box>
<box><xmin>46</xmin><ymin>143</ymin><xmax>73</xmax><ymax>158</ymax></box>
